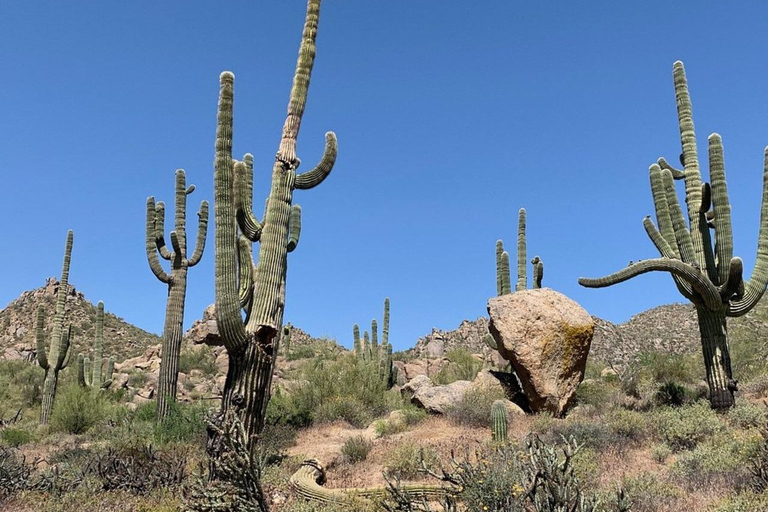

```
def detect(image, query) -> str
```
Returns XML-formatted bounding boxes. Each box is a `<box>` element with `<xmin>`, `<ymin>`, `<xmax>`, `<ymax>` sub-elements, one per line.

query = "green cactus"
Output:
<box><xmin>496</xmin><ymin>208</ymin><xmax>543</xmax><ymax>296</ymax></box>
<box><xmin>484</xmin><ymin>332</ymin><xmax>498</xmax><ymax>351</ymax></box>
<box><xmin>351</xmin><ymin>298</ymin><xmax>395</xmax><ymax>387</ymax></box>
<box><xmin>77</xmin><ymin>301</ymin><xmax>114</xmax><ymax>390</ymax></box>
<box><xmin>382</xmin><ymin>297</ymin><xmax>390</xmax><ymax>346</ymax></box>
<box><xmin>579</xmin><ymin>61</ymin><xmax>768</xmax><ymax>409</ymax></box>
<box><xmin>353</xmin><ymin>324</ymin><xmax>362</xmax><ymax>358</ymax></box>
<box><xmin>38</xmin><ymin>230</ymin><xmax>75</xmax><ymax>425</ymax></box>
<box><xmin>281</xmin><ymin>323</ymin><xmax>293</xmax><ymax>358</ymax></box>
<box><xmin>363</xmin><ymin>331</ymin><xmax>371</xmax><ymax>360</ymax></box>
<box><xmin>146</xmin><ymin>168</ymin><xmax>209</xmax><ymax>420</ymax></box>
<box><xmin>212</xmin><ymin>0</ymin><xmax>337</xmax><ymax>450</ymax></box>
<box><xmin>491</xmin><ymin>399</ymin><xmax>508</xmax><ymax>442</ymax></box>
<box><xmin>371</xmin><ymin>319</ymin><xmax>379</xmax><ymax>356</ymax></box>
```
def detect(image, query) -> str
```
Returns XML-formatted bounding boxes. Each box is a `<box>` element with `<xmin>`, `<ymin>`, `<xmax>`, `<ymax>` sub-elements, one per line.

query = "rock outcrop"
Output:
<box><xmin>400</xmin><ymin>375</ymin><xmax>471</xmax><ymax>414</ymax></box>
<box><xmin>488</xmin><ymin>288</ymin><xmax>594</xmax><ymax>416</ymax></box>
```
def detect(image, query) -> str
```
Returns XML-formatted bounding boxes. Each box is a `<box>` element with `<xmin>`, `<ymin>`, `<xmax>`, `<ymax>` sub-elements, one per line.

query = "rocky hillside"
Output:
<box><xmin>0</xmin><ymin>278</ymin><xmax>161</xmax><ymax>362</ymax></box>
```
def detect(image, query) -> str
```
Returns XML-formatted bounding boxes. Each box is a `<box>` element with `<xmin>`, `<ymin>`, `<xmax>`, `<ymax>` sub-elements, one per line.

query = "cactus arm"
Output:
<box><xmin>371</xmin><ymin>319</ymin><xmax>378</xmax><ymax>355</ymax></box>
<box><xmin>382</xmin><ymin>298</ymin><xmax>390</xmax><ymax>346</ymax></box>
<box><xmin>727</xmin><ymin>147</ymin><xmax>768</xmax><ymax>317</ymax></box>
<box><xmin>170</xmin><ymin>231</ymin><xmax>182</xmax><ymax>260</ymax></box>
<box><xmin>516</xmin><ymin>208</ymin><xmax>527</xmax><ymax>291</ymax></box>
<box><xmin>145</xmin><ymin>197</ymin><xmax>172</xmax><ymax>284</ymax></box>
<box><xmin>719</xmin><ymin>257</ymin><xmax>744</xmax><ymax>302</ymax></box>
<box><xmin>48</xmin><ymin>231</ymin><xmax>73</xmax><ymax>371</ymax></box>
<box><xmin>237</xmin><ymin>235</ymin><xmax>254</xmax><ymax>310</ymax></box>
<box><xmin>484</xmin><ymin>332</ymin><xmax>497</xmax><ymax>351</ymax></box>
<box><xmin>643</xmin><ymin>216</ymin><xmax>696</xmax><ymax>300</ymax></box>
<box><xmin>650</xmin><ymin>165</ymin><xmax>681</xmax><ymax>259</ymax></box>
<box><xmin>173</xmin><ymin>170</ymin><xmax>188</xmax><ymax>256</ymax></box>
<box><xmin>495</xmin><ymin>240</ymin><xmax>504</xmax><ymax>296</ymax></box>
<box><xmin>673</xmin><ymin>61</ymin><xmax>708</xmax><ymax>270</ymax></box>
<box><xmin>657</xmin><ymin>157</ymin><xmax>686</xmax><ymax>179</ymax></box>
<box><xmin>294</xmin><ymin>132</ymin><xmax>337</xmax><ymax>190</ymax></box>
<box><xmin>154</xmin><ymin>201</ymin><xmax>172</xmax><ymax>261</ymax></box>
<box><xmin>661</xmin><ymin>168</ymin><xmax>697</xmax><ymax>264</ymax></box>
<box><xmin>101</xmin><ymin>357</ymin><xmax>115</xmax><ymax>388</ymax></box>
<box><xmin>57</xmin><ymin>324</ymin><xmax>72</xmax><ymax>370</ymax></box>
<box><xmin>77</xmin><ymin>354</ymin><xmax>86</xmax><ymax>387</ymax></box>
<box><xmin>500</xmin><ymin>251</ymin><xmax>511</xmax><ymax>295</ymax></box>
<box><xmin>531</xmin><ymin>256</ymin><xmax>544</xmax><ymax>289</ymax></box>
<box><xmin>234</xmin><ymin>159</ymin><xmax>264</xmax><ymax>242</ymax></box>
<box><xmin>708</xmin><ymin>134</ymin><xmax>734</xmax><ymax>284</ymax></box>
<box><xmin>214</xmin><ymin>71</ymin><xmax>247</xmax><ymax>353</ymax></box>
<box><xmin>579</xmin><ymin>257</ymin><xmax>721</xmax><ymax>311</ymax></box>
<box><xmin>287</xmin><ymin>204</ymin><xmax>302</xmax><ymax>252</ymax></box>
<box><xmin>35</xmin><ymin>305</ymin><xmax>49</xmax><ymax>371</ymax></box>
<box><xmin>187</xmin><ymin>200</ymin><xmax>209</xmax><ymax>267</ymax></box>
<box><xmin>92</xmin><ymin>302</ymin><xmax>104</xmax><ymax>388</ymax></box>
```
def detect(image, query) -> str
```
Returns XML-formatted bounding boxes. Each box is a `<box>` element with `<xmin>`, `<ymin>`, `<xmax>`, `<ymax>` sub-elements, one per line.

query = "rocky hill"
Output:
<box><xmin>0</xmin><ymin>278</ymin><xmax>161</xmax><ymax>362</ymax></box>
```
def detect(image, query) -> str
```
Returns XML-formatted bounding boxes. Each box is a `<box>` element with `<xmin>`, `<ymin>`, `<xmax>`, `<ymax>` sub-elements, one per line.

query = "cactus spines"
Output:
<box><xmin>495</xmin><ymin>209</ymin><xmax>543</xmax><ymax>295</ymax></box>
<box><xmin>213</xmin><ymin>0</ymin><xmax>337</xmax><ymax>450</ymax></box>
<box><xmin>491</xmin><ymin>400</ymin><xmax>508</xmax><ymax>442</ymax></box>
<box><xmin>147</xmin><ymin>169</ymin><xmax>209</xmax><ymax>420</ymax></box>
<box><xmin>39</xmin><ymin>230</ymin><xmax>75</xmax><ymax>425</ymax></box>
<box><xmin>77</xmin><ymin>302</ymin><xmax>115</xmax><ymax>390</ymax></box>
<box><xmin>516</xmin><ymin>208</ymin><xmax>527</xmax><ymax>291</ymax></box>
<box><xmin>579</xmin><ymin>61</ymin><xmax>768</xmax><ymax>409</ymax></box>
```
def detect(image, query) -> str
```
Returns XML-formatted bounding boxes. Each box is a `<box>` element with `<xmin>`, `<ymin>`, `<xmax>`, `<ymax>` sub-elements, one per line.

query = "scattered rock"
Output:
<box><xmin>401</xmin><ymin>375</ymin><xmax>471</xmax><ymax>414</ymax></box>
<box><xmin>488</xmin><ymin>288</ymin><xmax>594</xmax><ymax>416</ymax></box>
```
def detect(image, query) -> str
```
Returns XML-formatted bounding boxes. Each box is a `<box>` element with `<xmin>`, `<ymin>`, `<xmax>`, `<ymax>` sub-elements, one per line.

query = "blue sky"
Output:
<box><xmin>2</xmin><ymin>2</ymin><xmax>767</xmax><ymax>351</ymax></box>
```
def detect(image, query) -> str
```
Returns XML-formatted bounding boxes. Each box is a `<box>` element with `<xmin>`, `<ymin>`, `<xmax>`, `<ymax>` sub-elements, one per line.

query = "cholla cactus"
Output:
<box><xmin>38</xmin><ymin>230</ymin><xmax>75</xmax><ymax>425</ymax></box>
<box><xmin>77</xmin><ymin>301</ymin><xmax>115</xmax><ymax>390</ymax></box>
<box><xmin>146</xmin><ymin>168</ymin><xmax>209</xmax><ymax>420</ymax></box>
<box><xmin>496</xmin><ymin>208</ymin><xmax>544</xmax><ymax>295</ymax></box>
<box><xmin>579</xmin><ymin>61</ymin><xmax>768</xmax><ymax>409</ymax></box>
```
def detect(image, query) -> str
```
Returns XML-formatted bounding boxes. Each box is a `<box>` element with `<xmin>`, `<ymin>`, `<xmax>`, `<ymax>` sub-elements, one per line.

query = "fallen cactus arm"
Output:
<box><xmin>289</xmin><ymin>459</ymin><xmax>456</xmax><ymax>505</ymax></box>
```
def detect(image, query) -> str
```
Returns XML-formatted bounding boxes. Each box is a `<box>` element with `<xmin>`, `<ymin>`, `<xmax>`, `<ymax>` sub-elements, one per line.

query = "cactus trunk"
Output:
<box><xmin>40</xmin><ymin>372</ymin><xmax>59</xmax><ymax>425</ymax></box>
<box><xmin>157</xmin><ymin>267</ymin><xmax>188</xmax><ymax>418</ymax></box>
<box><xmin>697</xmin><ymin>307</ymin><xmax>734</xmax><ymax>408</ymax></box>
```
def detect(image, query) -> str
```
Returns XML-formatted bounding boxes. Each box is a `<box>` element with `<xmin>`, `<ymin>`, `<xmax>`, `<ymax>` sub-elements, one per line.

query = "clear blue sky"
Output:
<box><xmin>2</xmin><ymin>2</ymin><xmax>767</xmax><ymax>351</ymax></box>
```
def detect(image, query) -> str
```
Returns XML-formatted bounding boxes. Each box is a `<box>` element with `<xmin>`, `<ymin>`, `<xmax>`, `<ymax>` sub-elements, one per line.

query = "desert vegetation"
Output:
<box><xmin>2</xmin><ymin>1</ymin><xmax>768</xmax><ymax>512</ymax></box>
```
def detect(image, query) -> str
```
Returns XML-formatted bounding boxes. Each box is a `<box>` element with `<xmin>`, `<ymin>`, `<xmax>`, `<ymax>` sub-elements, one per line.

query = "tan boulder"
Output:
<box><xmin>488</xmin><ymin>288</ymin><xmax>594</xmax><ymax>416</ymax></box>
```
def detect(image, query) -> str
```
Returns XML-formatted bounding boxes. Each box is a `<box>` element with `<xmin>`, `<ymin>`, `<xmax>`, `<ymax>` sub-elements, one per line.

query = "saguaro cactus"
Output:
<box><xmin>146</xmin><ymin>169</ymin><xmax>209</xmax><ymax>420</ymax></box>
<box><xmin>491</xmin><ymin>399</ymin><xmax>508</xmax><ymax>442</ymax></box>
<box><xmin>38</xmin><ymin>230</ymin><xmax>74</xmax><ymax>425</ymax></box>
<box><xmin>350</xmin><ymin>298</ymin><xmax>395</xmax><ymax>386</ymax></box>
<box><xmin>281</xmin><ymin>323</ymin><xmax>292</xmax><ymax>358</ymax></box>
<box><xmin>579</xmin><ymin>61</ymin><xmax>768</xmax><ymax>409</ymax></box>
<box><xmin>213</xmin><ymin>0</ymin><xmax>337</xmax><ymax>450</ymax></box>
<box><xmin>77</xmin><ymin>301</ymin><xmax>115</xmax><ymax>390</ymax></box>
<box><xmin>496</xmin><ymin>208</ymin><xmax>544</xmax><ymax>296</ymax></box>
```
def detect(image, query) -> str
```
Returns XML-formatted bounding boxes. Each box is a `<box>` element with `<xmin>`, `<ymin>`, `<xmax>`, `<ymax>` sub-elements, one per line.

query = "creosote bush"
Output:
<box><xmin>650</xmin><ymin>400</ymin><xmax>724</xmax><ymax>451</ymax></box>
<box><xmin>384</xmin><ymin>442</ymin><xmax>440</xmax><ymax>480</ymax></box>
<box><xmin>50</xmin><ymin>383</ymin><xmax>111</xmax><ymax>435</ymax></box>
<box><xmin>341</xmin><ymin>435</ymin><xmax>372</xmax><ymax>464</ymax></box>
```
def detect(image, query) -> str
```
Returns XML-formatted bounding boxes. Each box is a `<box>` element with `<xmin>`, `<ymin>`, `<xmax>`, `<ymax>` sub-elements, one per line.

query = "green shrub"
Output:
<box><xmin>650</xmin><ymin>443</ymin><xmax>672</xmax><ymax>464</ymax></box>
<box><xmin>605</xmin><ymin>408</ymin><xmax>647</xmax><ymax>443</ymax></box>
<box><xmin>341</xmin><ymin>435</ymin><xmax>372</xmax><ymax>463</ymax></box>
<box><xmin>384</xmin><ymin>442</ymin><xmax>440</xmax><ymax>480</ymax></box>
<box><xmin>0</xmin><ymin>428</ymin><xmax>33</xmax><ymax>447</ymax></box>
<box><xmin>575</xmin><ymin>378</ymin><xmax>620</xmax><ymax>411</ymax></box>
<box><xmin>128</xmin><ymin>370</ymin><xmax>149</xmax><ymax>388</ymax></box>
<box><xmin>727</xmin><ymin>399</ymin><xmax>767</xmax><ymax>429</ymax></box>
<box><xmin>153</xmin><ymin>401</ymin><xmax>207</xmax><ymax>445</ymax></box>
<box><xmin>446</xmin><ymin>385</ymin><xmax>506</xmax><ymax>427</ymax></box>
<box><xmin>655</xmin><ymin>381</ymin><xmax>687</xmax><ymax>406</ymax></box>
<box><xmin>651</xmin><ymin>400</ymin><xmax>724</xmax><ymax>451</ymax></box>
<box><xmin>314</xmin><ymin>396</ymin><xmax>372</xmax><ymax>428</ymax></box>
<box><xmin>50</xmin><ymin>384</ymin><xmax>110</xmax><ymax>434</ymax></box>
<box><xmin>178</xmin><ymin>346</ymin><xmax>218</xmax><ymax>376</ymax></box>
<box><xmin>433</xmin><ymin>348</ymin><xmax>482</xmax><ymax>385</ymax></box>
<box><xmin>671</xmin><ymin>429</ymin><xmax>762</xmax><ymax>488</ymax></box>
<box><xmin>0</xmin><ymin>360</ymin><xmax>44</xmax><ymax>419</ymax></box>
<box><xmin>622</xmin><ymin>471</ymin><xmax>682</xmax><ymax>512</ymax></box>
<box><xmin>544</xmin><ymin>418</ymin><xmax>623</xmax><ymax>451</ymax></box>
<box><xmin>709</xmin><ymin>490</ymin><xmax>768</xmax><ymax>512</ymax></box>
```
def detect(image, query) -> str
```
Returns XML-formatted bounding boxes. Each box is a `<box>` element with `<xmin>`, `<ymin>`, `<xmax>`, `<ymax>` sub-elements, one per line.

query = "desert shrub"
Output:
<box><xmin>575</xmin><ymin>378</ymin><xmax>620</xmax><ymax>411</ymax></box>
<box><xmin>671</xmin><ymin>429</ymin><xmax>762</xmax><ymax>489</ymax></box>
<box><xmin>178</xmin><ymin>346</ymin><xmax>218</xmax><ymax>376</ymax></box>
<box><xmin>384</xmin><ymin>442</ymin><xmax>440</xmax><ymax>480</ymax></box>
<box><xmin>153</xmin><ymin>401</ymin><xmax>207</xmax><ymax>445</ymax></box>
<box><xmin>742</xmin><ymin>374</ymin><xmax>768</xmax><ymax>397</ymax></box>
<box><xmin>651</xmin><ymin>400</ymin><xmax>723</xmax><ymax>451</ymax></box>
<box><xmin>621</xmin><ymin>352</ymin><xmax>704</xmax><ymax>407</ymax></box>
<box><xmin>0</xmin><ymin>427</ymin><xmax>33</xmax><ymax>447</ymax></box>
<box><xmin>655</xmin><ymin>381</ymin><xmax>687</xmax><ymax>406</ymax></box>
<box><xmin>96</xmin><ymin>401</ymin><xmax>206</xmax><ymax>448</ymax></box>
<box><xmin>341</xmin><ymin>435</ymin><xmax>372</xmax><ymax>463</ymax></box>
<box><xmin>0</xmin><ymin>360</ymin><xmax>44</xmax><ymax>418</ymax></box>
<box><xmin>650</xmin><ymin>443</ymin><xmax>672</xmax><ymax>464</ymax></box>
<box><xmin>375</xmin><ymin>405</ymin><xmax>428</xmax><ymax>436</ymax></box>
<box><xmin>446</xmin><ymin>385</ymin><xmax>506</xmax><ymax>427</ymax></box>
<box><xmin>314</xmin><ymin>396</ymin><xmax>371</xmax><ymax>427</ymax></box>
<box><xmin>727</xmin><ymin>399</ymin><xmax>767</xmax><ymax>429</ymax></box>
<box><xmin>542</xmin><ymin>418</ymin><xmax>623</xmax><ymax>451</ymax></box>
<box><xmin>433</xmin><ymin>348</ymin><xmax>482</xmax><ymax>385</ymax></box>
<box><xmin>128</xmin><ymin>370</ymin><xmax>149</xmax><ymax>388</ymax></box>
<box><xmin>605</xmin><ymin>408</ymin><xmax>647</xmax><ymax>443</ymax></box>
<box><xmin>621</xmin><ymin>471</ymin><xmax>682</xmax><ymax>512</ymax></box>
<box><xmin>93</xmin><ymin>444</ymin><xmax>186</xmax><ymax>494</ymax></box>
<box><xmin>0</xmin><ymin>446</ymin><xmax>33</xmax><ymax>499</ymax></box>
<box><xmin>265</xmin><ymin>386</ymin><xmax>313</xmax><ymax>428</ymax></box>
<box><xmin>50</xmin><ymin>384</ymin><xmax>111</xmax><ymax>434</ymax></box>
<box><xmin>709</xmin><ymin>490</ymin><xmax>768</xmax><ymax>512</ymax></box>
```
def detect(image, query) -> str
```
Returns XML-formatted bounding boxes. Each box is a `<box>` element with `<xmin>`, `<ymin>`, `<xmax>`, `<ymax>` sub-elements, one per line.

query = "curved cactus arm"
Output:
<box><xmin>579</xmin><ymin>257</ymin><xmax>721</xmax><ymax>311</ymax></box>
<box><xmin>237</xmin><ymin>235</ymin><xmax>254</xmax><ymax>310</ymax></box>
<box><xmin>154</xmin><ymin>201</ymin><xmax>172</xmax><ymax>261</ymax></box>
<box><xmin>500</xmin><ymin>251</ymin><xmax>511</xmax><ymax>295</ymax></box>
<box><xmin>673</xmin><ymin>61</ymin><xmax>709</xmax><ymax>271</ymax></box>
<box><xmin>82</xmin><ymin>356</ymin><xmax>92</xmax><ymax>386</ymax></box>
<box><xmin>696</xmin><ymin>181</ymin><xmax>718</xmax><ymax>283</ymax></box>
<box><xmin>276</xmin><ymin>0</ymin><xmax>322</xmax><ymax>167</ymax></box>
<box><xmin>719</xmin><ymin>257</ymin><xmax>744</xmax><ymax>303</ymax></box>
<box><xmin>516</xmin><ymin>208</ymin><xmax>527</xmax><ymax>291</ymax></box>
<box><xmin>649</xmin><ymin>165</ymin><xmax>680</xmax><ymax>259</ymax></box>
<box><xmin>77</xmin><ymin>354</ymin><xmax>87</xmax><ymax>387</ymax></box>
<box><xmin>35</xmin><ymin>305</ymin><xmax>49</xmax><ymax>371</ymax></box>
<box><xmin>234</xmin><ymin>159</ymin><xmax>263</xmax><ymax>242</ymax></box>
<box><xmin>214</xmin><ymin>71</ymin><xmax>247</xmax><ymax>354</ymax></box>
<box><xmin>643</xmin><ymin>216</ymin><xmax>695</xmax><ymax>301</ymax></box>
<box><xmin>294</xmin><ymin>132</ymin><xmax>337</xmax><ymax>190</ymax></box>
<box><xmin>709</xmin><ymin>134</ymin><xmax>734</xmax><ymax>284</ymax></box>
<box><xmin>145</xmin><ymin>197</ymin><xmax>172</xmax><ymax>284</ymax></box>
<box><xmin>495</xmin><ymin>240</ymin><xmax>505</xmax><ymax>296</ymax></box>
<box><xmin>484</xmin><ymin>332</ymin><xmax>497</xmax><ymax>351</ymax></box>
<box><xmin>727</xmin><ymin>147</ymin><xmax>768</xmax><ymax>317</ymax></box>
<box><xmin>532</xmin><ymin>256</ymin><xmax>544</xmax><ymax>289</ymax></box>
<box><xmin>287</xmin><ymin>204</ymin><xmax>302</xmax><ymax>252</ymax></box>
<box><xmin>661</xmin><ymin>168</ymin><xmax>697</xmax><ymax>264</ymax></box>
<box><xmin>57</xmin><ymin>324</ymin><xmax>73</xmax><ymax>370</ymax></box>
<box><xmin>170</xmin><ymin>231</ymin><xmax>182</xmax><ymax>261</ymax></box>
<box><xmin>188</xmin><ymin>200</ymin><xmax>209</xmax><ymax>267</ymax></box>
<box><xmin>657</xmin><ymin>157</ymin><xmax>686</xmax><ymax>179</ymax></box>
<box><xmin>101</xmin><ymin>357</ymin><xmax>115</xmax><ymax>389</ymax></box>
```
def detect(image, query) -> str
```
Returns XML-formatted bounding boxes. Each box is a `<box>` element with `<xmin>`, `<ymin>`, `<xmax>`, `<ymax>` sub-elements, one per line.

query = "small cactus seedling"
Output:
<box><xmin>146</xmin><ymin>169</ymin><xmax>209</xmax><ymax>420</ymax></box>
<box><xmin>496</xmin><ymin>208</ymin><xmax>544</xmax><ymax>296</ymax></box>
<box><xmin>38</xmin><ymin>230</ymin><xmax>75</xmax><ymax>425</ymax></box>
<box><xmin>77</xmin><ymin>301</ymin><xmax>115</xmax><ymax>390</ymax></box>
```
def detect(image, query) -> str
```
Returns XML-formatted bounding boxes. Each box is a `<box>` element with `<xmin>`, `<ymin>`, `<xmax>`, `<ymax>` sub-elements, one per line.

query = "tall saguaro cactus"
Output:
<box><xmin>579</xmin><ymin>61</ymin><xmax>768</xmax><ymax>409</ymax></box>
<box><xmin>496</xmin><ymin>208</ymin><xmax>544</xmax><ymax>295</ymax></box>
<box><xmin>214</xmin><ymin>0</ymin><xmax>337</xmax><ymax>450</ymax></box>
<box><xmin>77</xmin><ymin>301</ymin><xmax>115</xmax><ymax>390</ymax></box>
<box><xmin>38</xmin><ymin>230</ymin><xmax>74</xmax><ymax>425</ymax></box>
<box><xmin>146</xmin><ymin>169</ymin><xmax>209</xmax><ymax>419</ymax></box>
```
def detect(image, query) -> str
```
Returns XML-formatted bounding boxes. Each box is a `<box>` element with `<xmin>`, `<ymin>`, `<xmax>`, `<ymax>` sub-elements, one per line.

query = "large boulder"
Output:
<box><xmin>401</xmin><ymin>375</ymin><xmax>471</xmax><ymax>414</ymax></box>
<box><xmin>488</xmin><ymin>288</ymin><xmax>594</xmax><ymax>416</ymax></box>
<box><xmin>185</xmin><ymin>304</ymin><xmax>221</xmax><ymax>346</ymax></box>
